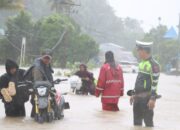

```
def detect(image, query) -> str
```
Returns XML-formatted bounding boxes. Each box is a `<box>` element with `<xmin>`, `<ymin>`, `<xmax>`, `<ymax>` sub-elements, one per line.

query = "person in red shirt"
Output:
<box><xmin>95</xmin><ymin>51</ymin><xmax>124</xmax><ymax>111</ymax></box>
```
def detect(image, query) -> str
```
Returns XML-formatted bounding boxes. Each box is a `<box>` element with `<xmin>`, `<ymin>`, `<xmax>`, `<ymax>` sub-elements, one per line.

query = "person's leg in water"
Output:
<box><xmin>144</xmin><ymin>108</ymin><xmax>154</xmax><ymax>127</ymax></box>
<box><xmin>30</xmin><ymin>95</ymin><xmax>35</xmax><ymax>118</ymax></box>
<box><xmin>5</xmin><ymin>104</ymin><xmax>16</xmax><ymax>117</ymax></box>
<box><xmin>133</xmin><ymin>98</ymin><xmax>143</xmax><ymax>126</ymax></box>
<box><xmin>10</xmin><ymin>104</ymin><xmax>26</xmax><ymax>117</ymax></box>
<box><xmin>143</xmin><ymin>98</ymin><xmax>154</xmax><ymax>127</ymax></box>
<box><xmin>17</xmin><ymin>104</ymin><xmax>26</xmax><ymax>117</ymax></box>
<box><xmin>112</xmin><ymin>104</ymin><xmax>119</xmax><ymax>111</ymax></box>
<box><xmin>81</xmin><ymin>82</ymin><xmax>88</xmax><ymax>95</ymax></box>
<box><xmin>102</xmin><ymin>103</ymin><xmax>119</xmax><ymax>111</ymax></box>
<box><xmin>87</xmin><ymin>83</ymin><xmax>95</xmax><ymax>95</ymax></box>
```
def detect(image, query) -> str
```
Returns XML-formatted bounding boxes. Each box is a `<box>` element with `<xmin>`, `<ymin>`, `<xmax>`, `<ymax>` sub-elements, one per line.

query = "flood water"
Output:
<box><xmin>0</xmin><ymin>67</ymin><xmax>180</xmax><ymax>130</ymax></box>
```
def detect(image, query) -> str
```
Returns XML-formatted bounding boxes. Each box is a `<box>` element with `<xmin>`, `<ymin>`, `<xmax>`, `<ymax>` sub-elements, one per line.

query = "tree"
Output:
<box><xmin>33</xmin><ymin>14</ymin><xmax>98</xmax><ymax>67</ymax></box>
<box><xmin>71</xmin><ymin>0</ymin><xmax>144</xmax><ymax>50</ymax></box>
<box><xmin>6</xmin><ymin>11</ymin><xmax>34</xmax><ymax>60</ymax></box>
<box><xmin>142</xmin><ymin>25</ymin><xmax>178</xmax><ymax>70</ymax></box>
<box><xmin>0</xmin><ymin>0</ymin><xmax>24</xmax><ymax>10</ymax></box>
<box><xmin>49</xmin><ymin>0</ymin><xmax>76</xmax><ymax>14</ymax></box>
<box><xmin>0</xmin><ymin>38</ymin><xmax>13</xmax><ymax>63</ymax></box>
<box><xmin>0</xmin><ymin>11</ymin><xmax>99</xmax><ymax>67</ymax></box>
<box><xmin>66</xmin><ymin>34</ymin><xmax>99</xmax><ymax>63</ymax></box>
<box><xmin>0</xmin><ymin>0</ymin><xmax>144</xmax><ymax>52</ymax></box>
<box><xmin>0</xmin><ymin>11</ymin><xmax>34</xmax><ymax>64</ymax></box>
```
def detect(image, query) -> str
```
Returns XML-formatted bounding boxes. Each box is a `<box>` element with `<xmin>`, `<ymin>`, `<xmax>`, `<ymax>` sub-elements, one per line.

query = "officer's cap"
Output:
<box><xmin>136</xmin><ymin>40</ymin><xmax>153</xmax><ymax>50</ymax></box>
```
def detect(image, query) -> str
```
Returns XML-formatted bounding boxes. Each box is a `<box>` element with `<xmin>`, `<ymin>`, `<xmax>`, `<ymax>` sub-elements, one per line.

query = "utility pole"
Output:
<box><xmin>158</xmin><ymin>17</ymin><xmax>162</xmax><ymax>25</ymax></box>
<box><xmin>177</xmin><ymin>13</ymin><xmax>180</xmax><ymax>72</ymax></box>
<box><xmin>20</xmin><ymin>37</ymin><xmax>26</xmax><ymax>67</ymax></box>
<box><xmin>157</xmin><ymin>17</ymin><xmax>162</xmax><ymax>61</ymax></box>
<box><xmin>178</xmin><ymin>13</ymin><xmax>180</xmax><ymax>42</ymax></box>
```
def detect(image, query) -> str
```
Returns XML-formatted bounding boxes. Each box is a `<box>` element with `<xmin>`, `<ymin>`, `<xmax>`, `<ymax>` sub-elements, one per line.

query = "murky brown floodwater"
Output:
<box><xmin>0</xmin><ymin>68</ymin><xmax>180</xmax><ymax>130</ymax></box>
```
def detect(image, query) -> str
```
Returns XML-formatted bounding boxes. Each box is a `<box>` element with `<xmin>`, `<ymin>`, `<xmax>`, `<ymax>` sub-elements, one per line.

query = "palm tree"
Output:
<box><xmin>0</xmin><ymin>0</ymin><xmax>24</xmax><ymax>10</ymax></box>
<box><xmin>49</xmin><ymin>0</ymin><xmax>80</xmax><ymax>14</ymax></box>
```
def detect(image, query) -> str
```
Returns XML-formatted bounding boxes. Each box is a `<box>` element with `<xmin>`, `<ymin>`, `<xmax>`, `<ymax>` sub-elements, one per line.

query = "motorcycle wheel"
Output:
<box><xmin>47</xmin><ymin>112</ymin><xmax>54</xmax><ymax>122</ymax></box>
<box><xmin>35</xmin><ymin>114</ymin><xmax>44</xmax><ymax>124</ymax></box>
<box><xmin>57</xmin><ymin>108</ymin><xmax>64</xmax><ymax>120</ymax></box>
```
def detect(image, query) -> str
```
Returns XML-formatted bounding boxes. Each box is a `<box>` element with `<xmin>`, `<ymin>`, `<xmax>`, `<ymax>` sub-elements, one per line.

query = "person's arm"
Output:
<box><xmin>0</xmin><ymin>76</ymin><xmax>5</xmax><ymax>98</ymax></box>
<box><xmin>120</xmin><ymin>67</ymin><xmax>124</xmax><ymax>96</ymax></box>
<box><xmin>148</xmin><ymin>61</ymin><xmax>160</xmax><ymax>110</ymax></box>
<box><xmin>88</xmin><ymin>72</ymin><xmax>94</xmax><ymax>81</ymax></box>
<box><xmin>0</xmin><ymin>75</ymin><xmax>8</xmax><ymax>90</ymax></box>
<box><xmin>0</xmin><ymin>75</ymin><xmax>12</xmax><ymax>102</ymax></box>
<box><xmin>95</xmin><ymin>67</ymin><xmax>106</xmax><ymax>97</ymax></box>
<box><xmin>150</xmin><ymin>63</ymin><xmax>160</xmax><ymax>100</ymax></box>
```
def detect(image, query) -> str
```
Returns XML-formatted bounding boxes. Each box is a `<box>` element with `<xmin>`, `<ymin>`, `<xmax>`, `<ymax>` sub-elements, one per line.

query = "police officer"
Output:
<box><xmin>130</xmin><ymin>41</ymin><xmax>160</xmax><ymax>127</ymax></box>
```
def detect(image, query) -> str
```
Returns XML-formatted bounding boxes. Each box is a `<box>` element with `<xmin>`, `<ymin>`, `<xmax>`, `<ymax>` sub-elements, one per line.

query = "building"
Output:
<box><xmin>98</xmin><ymin>43</ymin><xmax>137</xmax><ymax>64</ymax></box>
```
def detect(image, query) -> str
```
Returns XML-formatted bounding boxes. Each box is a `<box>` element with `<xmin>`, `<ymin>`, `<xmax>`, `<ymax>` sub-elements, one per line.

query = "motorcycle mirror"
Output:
<box><xmin>127</xmin><ymin>90</ymin><xmax>135</xmax><ymax>96</ymax></box>
<box><xmin>64</xmin><ymin>102</ymin><xmax>70</xmax><ymax>109</ymax></box>
<box><xmin>61</xmin><ymin>93</ymin><xmax>68</xmax><ymax>95</ymax></box>
<box><xmin>60</xmin><ymin>79</ymin><xmax>68</xmax><ymax>82</ymax></box>
<box><xmin>156</xmin><ymin>95</ymin><xmax>162</xmax><ymax>99</ymax></box>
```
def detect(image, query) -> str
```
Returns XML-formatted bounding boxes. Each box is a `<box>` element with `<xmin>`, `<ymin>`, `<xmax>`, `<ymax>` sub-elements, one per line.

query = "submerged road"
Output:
<box><xmin>0</xmin><ymin>70</ymin><xmax>179</xmax><ymax>130</ymax></box>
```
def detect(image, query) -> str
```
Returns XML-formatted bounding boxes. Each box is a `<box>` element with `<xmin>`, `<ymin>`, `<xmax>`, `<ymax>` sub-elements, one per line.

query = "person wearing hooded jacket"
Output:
<box><xmin>95</xmin><ymin>51</ymin><xmax>124</xmax><ymax>111</ymax></box>
<box><xmin>0</xmin><ymin>59</ymin><xmax>28</xmax><ymax>117</ymax></box>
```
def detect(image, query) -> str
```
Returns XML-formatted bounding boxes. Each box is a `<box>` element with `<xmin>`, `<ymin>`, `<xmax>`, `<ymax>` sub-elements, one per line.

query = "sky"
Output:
<box><xmin>108</xmin><ymin>0</ymin><xmax>180</xmax><ymax>32</ymax></box>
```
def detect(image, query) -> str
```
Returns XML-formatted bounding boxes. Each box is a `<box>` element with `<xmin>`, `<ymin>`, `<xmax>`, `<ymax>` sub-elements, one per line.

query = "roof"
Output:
<box><xmin>164</xmin><ymin>26</ymin><xmax>178</xmax><ymax>39</ymax></box>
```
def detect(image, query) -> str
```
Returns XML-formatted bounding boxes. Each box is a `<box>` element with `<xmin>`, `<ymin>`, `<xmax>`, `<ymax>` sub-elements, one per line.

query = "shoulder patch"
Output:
<box><xmin>153</xmin><ymin>65</ymin><xmax>159</xmax><ymax>73</ymax></box>
<box><xmin>150</xmin><ymin>57</ymin><xmax>160</xmax><ymax>72</ymax></box>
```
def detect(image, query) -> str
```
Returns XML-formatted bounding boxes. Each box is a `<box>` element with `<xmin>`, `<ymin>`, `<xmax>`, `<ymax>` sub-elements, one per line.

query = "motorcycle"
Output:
<box><xmin>69</xmin><ymin>75</ymin><xmax>95</xmax><ymax>95</ymax></box>
<box><xmin>69</xmin><ymin>75</ymin><xmax>82</xmax><ymax>94</ymax></box>
<box><xmin>18</xmin><ymin>79</ymin><xmax>70</xmax><ymax>123</ymax></box>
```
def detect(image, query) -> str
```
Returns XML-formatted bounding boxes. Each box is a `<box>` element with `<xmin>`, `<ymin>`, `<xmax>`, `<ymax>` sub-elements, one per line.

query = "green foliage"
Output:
<box><xmin>0</xmin><ymin>38</ymin><xmax>12</xmax><ymax>62</ymax></box>
<box><xmin>49</xmin><ymin>0</ymin><xmax>75</xmax><ymax>14</ymax></box>
<box><xmin>32</xmin><ymin>13</ymin><xmax>75</xmax><ymax>53</ymax></box>
<box><xmin>0</xmin><ymin>0</ymin><xmax>145</xmax><ymax>52</ymax></box>
<box><xmin>33</xmin><ymin>13</ymin><xmax>99</xmax><ymax>67</ymax></box>
<box><xmin>0</xmin><ymin>11</ymin><xmax>34</xmax><ymax>64</ymax></box>
<box><xmin>71</xmin><ymin>0</ymin><xmax>144</xmax><ymax>50</ymax></box>
<box><xmin>142</xmin><ymin>25</ymin><xmax>178</xmax><ymax>70</ymax></box>
<box><xmin>0</xmin><ymin>0</ymin><xmax>24</xmax><ymax>10</ymax></box>
<box><xmin>0</xmin><ymin>11</ymin><xmax>99</xmax><ymax>67</ymax></box>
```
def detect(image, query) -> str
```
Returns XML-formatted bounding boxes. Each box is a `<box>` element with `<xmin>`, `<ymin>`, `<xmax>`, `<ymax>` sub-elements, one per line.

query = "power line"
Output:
<box><xmin>51</xmin><ymin>29</ymin><xmax>67</xmax><ymax>51</ymax></box>
<box><xmin>2</xmin><ymin>28</ymin><xmax>67</xmax><ymax>57</ymax></box>
<box><xmin>3</xmin><ymin>35</ymin><xmax>39</xmax><ymax>57</ymax></box>
<box><xmin>7</xmin><ymin>22</ymin><xmax>50</xmax><ymax>40</ymax></box>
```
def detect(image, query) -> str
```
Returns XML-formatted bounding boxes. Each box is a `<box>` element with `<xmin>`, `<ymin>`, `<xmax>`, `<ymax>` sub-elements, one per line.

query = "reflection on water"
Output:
<box><xmin>0</xmin><ymin>74</ymin><xmax>179</xmax><ymax>130</ymax></box>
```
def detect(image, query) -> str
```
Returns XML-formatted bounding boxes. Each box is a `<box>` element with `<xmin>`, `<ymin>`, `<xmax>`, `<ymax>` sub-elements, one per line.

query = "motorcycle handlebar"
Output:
<box><xmin>17</xmin><ymin>78</ymin><xmax>68</xmax><ymax>88</ymax></box>
<box><xmin>53</xmin><ymin>79</ymin><xmax>68</xmax><ymax>84</ymax></box>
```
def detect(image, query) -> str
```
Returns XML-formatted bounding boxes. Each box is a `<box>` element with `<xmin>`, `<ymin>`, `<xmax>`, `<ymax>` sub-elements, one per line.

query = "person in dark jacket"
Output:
<box><xmin>0</xmin><ymin>59</ymin><xmax>28</xmax><ymax>117</ymax></box>
<box><xmin>75</xmin><ymin>64</ymin><xmax>95</xmax><ymax>95</ymax></box>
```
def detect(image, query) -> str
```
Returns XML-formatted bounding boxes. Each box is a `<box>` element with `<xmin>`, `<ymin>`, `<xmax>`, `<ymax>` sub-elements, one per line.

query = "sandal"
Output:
<box><xmin>1</xmin><ymin>88</ymin><xmax>12</xmax><ymax>102</ymax></box>
<box><xmin>8</xmin><ymin>82</ymin><xmax>16</xmax><ymax>96</ymax></box>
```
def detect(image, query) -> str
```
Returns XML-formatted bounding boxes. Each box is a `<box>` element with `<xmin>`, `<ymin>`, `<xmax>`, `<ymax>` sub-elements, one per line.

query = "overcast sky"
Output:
<box><xmin>108</xmin><ymin>0</ymin><xmax>180</xmax><ymax>32</ymax></box>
